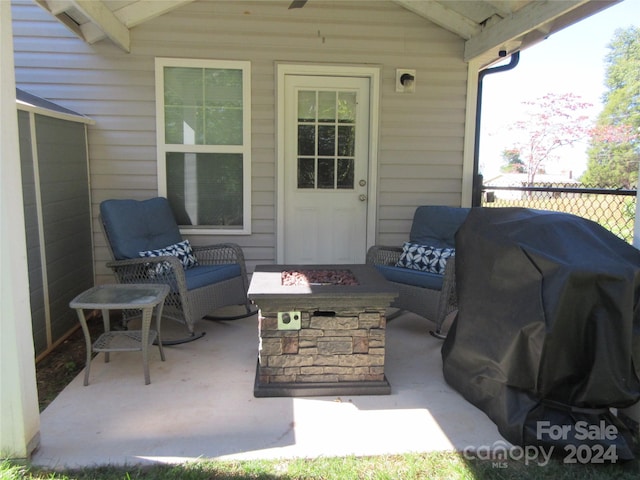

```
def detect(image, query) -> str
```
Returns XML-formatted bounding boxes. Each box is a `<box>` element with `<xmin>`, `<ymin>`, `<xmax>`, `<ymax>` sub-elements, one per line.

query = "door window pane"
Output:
<box><xmin>298</xmin><ymin>158</ymin><xmax>315</xmax><ymax>188</ymax></box>
<box><xmin>298</xmin><ymin>91</ymin><xmax>316</xmax><ymax>122</ymax></box>
<box><xmin>318</xmin><ymin>91</ymin><xmax>336</xmax><ymax>122</ymax></box>
<box><xmin>317</xmin><ymin>125</ymin><xmax>335</xmax><ymax>156</ymax></box>
<box><xmin>338</xmin><ymin>126</ymin><xmax>355</xmax><ymax>156</ymax></box>
<box><xmin>318</xmin><ymin>158</ymin><xmax>335</xmax><ymax>189</ymax></box>
<box><xmin>338</xmin><ymin>92</ymin><xmax>356</xmax><ymax>123</ymax></box>
<box><xmin>337</xmin><ymin>159</ymin><xmax>354</xmax><ymax>189</ymax></box>
<box><xmin>298</xmin><ymin>125</ymin><xmax>316</xmax><ymax>155</ymax></box>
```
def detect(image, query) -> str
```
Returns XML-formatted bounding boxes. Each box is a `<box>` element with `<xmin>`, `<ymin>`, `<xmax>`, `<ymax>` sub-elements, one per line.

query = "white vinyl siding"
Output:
<box><xmin>11</xmin><ymin>0</ymin><xmax>468</xmax><ymax>282</ymax></box>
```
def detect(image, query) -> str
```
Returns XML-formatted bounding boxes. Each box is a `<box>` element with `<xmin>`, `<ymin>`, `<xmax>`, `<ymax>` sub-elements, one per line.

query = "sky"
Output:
<box><xmin>479</xmin><ymin>0</ymin><xmax>640</xmax><ymax>181</ymax></box>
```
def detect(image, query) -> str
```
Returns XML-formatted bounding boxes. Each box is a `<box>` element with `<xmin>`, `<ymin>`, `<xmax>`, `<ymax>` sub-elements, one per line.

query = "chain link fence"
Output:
<box><xmin>481</xmin><ymin>183</ymin><xmax>637</xmax><ymax>243</ymax></box>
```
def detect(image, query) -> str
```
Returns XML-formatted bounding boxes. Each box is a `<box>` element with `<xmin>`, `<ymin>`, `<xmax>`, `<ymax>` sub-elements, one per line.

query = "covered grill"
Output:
<box><xmin>442</xmin><ymin>208</ymin><xmax>640</xmax><ymax>460</ymax></box>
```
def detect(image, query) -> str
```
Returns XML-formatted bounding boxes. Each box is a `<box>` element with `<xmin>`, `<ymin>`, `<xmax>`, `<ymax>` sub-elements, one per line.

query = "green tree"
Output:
<box><xmin>500</xmin><ymin>149</ymin><xmax>526</xmax><ymax>173</ymax></box>
<box><xmin>582</xmin><ymin>26</ymin><xmax>640</xmax><ymax>188</ymax></box>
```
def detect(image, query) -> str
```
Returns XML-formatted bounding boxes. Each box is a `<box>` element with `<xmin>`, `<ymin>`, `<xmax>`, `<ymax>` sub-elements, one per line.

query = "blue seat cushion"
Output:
<box><xmin>375</xmin><ymin>265</ymin><xmax>443</xmax><ymax>290</ymax></box>
<box><xmin>184</xmin><ymin>264</ymin><xmax>242</xmax><ymax>291</ymax></box>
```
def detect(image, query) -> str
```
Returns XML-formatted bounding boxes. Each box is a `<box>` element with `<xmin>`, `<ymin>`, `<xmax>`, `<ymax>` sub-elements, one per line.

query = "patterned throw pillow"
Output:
<box><xmin>139</xmin><ymin>239</ymin><xmax>198</xmax><ymax>275</ymax></box>
<box><xmin>395</xmin><ymin>242</ymin><xmax>455</xmax><ymax>275</ymax></box>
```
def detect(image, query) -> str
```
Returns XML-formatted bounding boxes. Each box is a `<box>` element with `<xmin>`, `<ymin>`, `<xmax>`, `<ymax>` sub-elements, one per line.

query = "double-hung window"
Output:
<box><xmin>155</xmin><ymin>58</ymin><xmax>251</xmax><ymax>234</ymax></box>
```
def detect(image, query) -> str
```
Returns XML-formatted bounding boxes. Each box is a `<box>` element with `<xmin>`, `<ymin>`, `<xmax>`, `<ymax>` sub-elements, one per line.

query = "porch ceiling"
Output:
<box><xmin>35</xmin><ymin>0</ymin><xmax>620</xmax><ymax>68</ymax></box>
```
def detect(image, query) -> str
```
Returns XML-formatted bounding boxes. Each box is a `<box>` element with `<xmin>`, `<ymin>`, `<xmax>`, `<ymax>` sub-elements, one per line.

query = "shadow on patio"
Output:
<box><xmin>31</xmin><ymin>311</ymin><xmax>505</xmax><ymax>469</ymax></box>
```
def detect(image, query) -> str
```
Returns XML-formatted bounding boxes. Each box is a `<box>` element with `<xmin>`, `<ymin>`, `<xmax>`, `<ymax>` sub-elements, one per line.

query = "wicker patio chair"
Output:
<box><xmin>366</xmin><ymin>205</ymin><xmax>470</xmax><ymax>339</ymax></box>
<box><xmin>100</xmin><ymin>197</ymin><xmax>253</xmax><ymax>343</ymax></box>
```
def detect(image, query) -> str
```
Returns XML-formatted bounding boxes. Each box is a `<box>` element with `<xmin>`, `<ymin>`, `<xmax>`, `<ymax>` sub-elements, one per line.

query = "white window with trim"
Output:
<box><xmin>155</xmin><ymin>58</ymin><xmax>251</xmax><ymax>234</ymax></box>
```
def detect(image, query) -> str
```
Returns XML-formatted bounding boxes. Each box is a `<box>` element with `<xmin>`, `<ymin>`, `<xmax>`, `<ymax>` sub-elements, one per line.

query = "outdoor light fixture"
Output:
<box><xmin>401</xmin><ymin>73</ymin><xmax>414</xmax><ymax>85</ymax></box>
<box><xmin>396</xmin><ymin>69</ymin><xmax>416</xmax><ymax>93</ymax></box>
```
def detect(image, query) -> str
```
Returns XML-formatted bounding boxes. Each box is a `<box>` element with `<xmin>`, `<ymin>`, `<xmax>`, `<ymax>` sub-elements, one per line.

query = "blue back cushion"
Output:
<box><xmin>409</xmin><ymin>206</ymin><xmax>471</xmax><ymax>249</ymax></box>
<box><xmin>100</xmin><ymin>198</ymin><xmax>183</xmax><ymax>260</ymax></box>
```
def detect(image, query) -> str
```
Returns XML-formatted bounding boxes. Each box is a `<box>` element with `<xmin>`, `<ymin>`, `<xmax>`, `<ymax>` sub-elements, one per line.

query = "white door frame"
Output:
<box><xmin>276</xmin><ymin>63</ymin><xmax>381</xmax><ymax>264</ymax></box>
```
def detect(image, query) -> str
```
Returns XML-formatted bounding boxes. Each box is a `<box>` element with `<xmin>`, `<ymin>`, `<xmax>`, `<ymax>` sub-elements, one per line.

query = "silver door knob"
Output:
<box><xmin>359</xmin><ymin>194</ymin><xmax>367</xmax><ymax>201</ymax></box>
<box><xmin>359</xmin><ymin>179</ymin><xmax>367</xmax><ymax>187</ymax></box>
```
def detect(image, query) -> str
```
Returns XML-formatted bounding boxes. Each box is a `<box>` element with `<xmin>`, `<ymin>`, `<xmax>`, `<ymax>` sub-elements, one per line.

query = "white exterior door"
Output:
<box><xmin>283</xmin><ymin>75</ymin><xmax>370</xmax><ymax>264</ymax></box>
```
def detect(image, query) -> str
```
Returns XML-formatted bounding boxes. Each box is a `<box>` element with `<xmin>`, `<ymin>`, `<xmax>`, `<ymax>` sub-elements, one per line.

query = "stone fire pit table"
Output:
<box><xmin>248</xmin><ymin>264</ymin><xmax>398</xmax><ymax>397</ymax></box>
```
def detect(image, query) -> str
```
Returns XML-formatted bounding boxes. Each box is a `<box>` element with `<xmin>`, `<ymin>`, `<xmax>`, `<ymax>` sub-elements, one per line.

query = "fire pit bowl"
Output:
<box><xmin>281</xmin><ymin>269</ymin><xmax>359</xmax><ymax>286</ymax></box>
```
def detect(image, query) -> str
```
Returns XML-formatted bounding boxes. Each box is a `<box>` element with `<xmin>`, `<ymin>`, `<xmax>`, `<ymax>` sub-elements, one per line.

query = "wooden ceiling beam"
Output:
<box><xmin>37</xmin><ymin>0</ymin><xmax>194</xmax><ymax>52</ymax></box>
<box><xmin>71</xmin><ymin>0</ymin><xmax>130</xmax><ymax>52</ymax></box>
<box><xmin>113</xmin><ymin>0</ymin><xmax>196</xmax><ymax>28</ymax></box>
<box><xmin>464</xmin><ymin>0</ymin><xmax>589</xmax><ymax>61</ymax></box>
<box><xmin>392</xmin><ymin>0</ymin><xmax>480</xmax><ymax>39</ymax></box>
<box><xmin>35</xmin><ymin>0</ymin><xmax>84</xmax><ymax>38</ymax></box>
<box><xmin>42</xmin><ymin>0</ymin><xmax>74</xmax><ymax>16</ymax></box>
<box><xmin>483</xmin><ymin>0</ymin><xmax>517</xmax><ymax>18</ymax></box>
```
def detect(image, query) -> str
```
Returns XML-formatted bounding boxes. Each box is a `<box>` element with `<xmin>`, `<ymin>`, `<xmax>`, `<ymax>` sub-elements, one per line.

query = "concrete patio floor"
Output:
<box><xmin>31</xmin><ymin>310</ymin><xmax>506</xmax><ymax>469</ymax></box>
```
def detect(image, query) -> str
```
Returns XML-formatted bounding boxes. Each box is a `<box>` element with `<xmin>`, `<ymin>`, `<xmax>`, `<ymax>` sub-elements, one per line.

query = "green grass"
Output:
<box><xmin>3</xmin><ymin>453</ymin><xmax>639</xmax><ymax>480</ymax></box>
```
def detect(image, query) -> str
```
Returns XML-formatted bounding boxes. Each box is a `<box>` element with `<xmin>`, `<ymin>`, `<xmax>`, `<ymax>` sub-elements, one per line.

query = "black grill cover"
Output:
<box><xmin>442</xmin><ymin>208</ymin><xmax>640</xmax><ymax>459</ymax></box>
